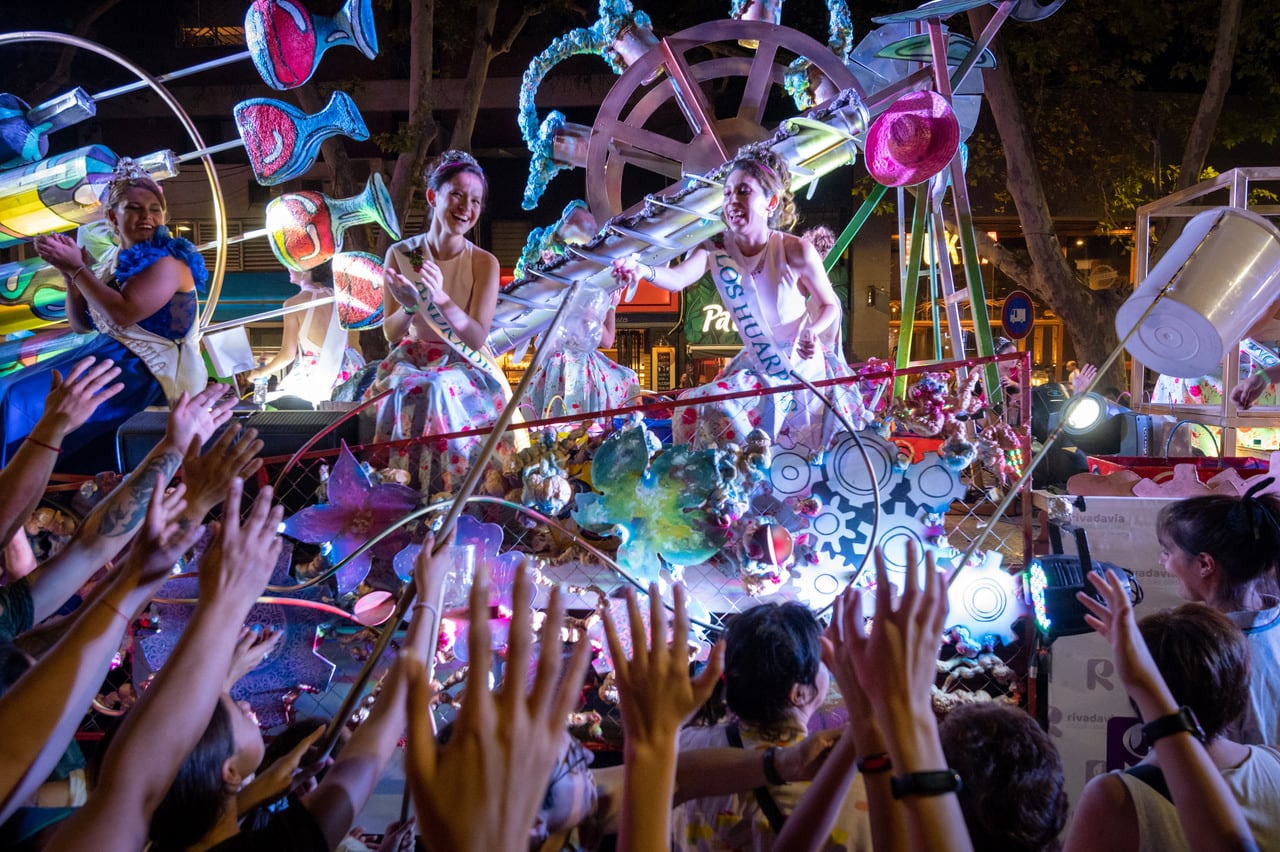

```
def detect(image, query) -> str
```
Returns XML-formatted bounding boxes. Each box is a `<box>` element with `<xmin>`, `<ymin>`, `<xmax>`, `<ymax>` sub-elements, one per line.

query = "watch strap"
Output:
<box><xmin>890</xmin><ymin>769</ymin><xmax>963</xmax><ymax>799</ymax></box>
<box><xmin>1142</xmin><ymin>706</ymin><xmax>1206</xmax><ymax>746</ymax></box>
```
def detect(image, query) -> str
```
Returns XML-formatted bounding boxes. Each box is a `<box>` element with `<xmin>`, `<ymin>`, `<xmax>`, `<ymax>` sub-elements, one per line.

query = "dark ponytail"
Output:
<box><xmin>1157</xmin><ymin>478</ymin><xmax>1280</xmax><ymax>600</ymax></box>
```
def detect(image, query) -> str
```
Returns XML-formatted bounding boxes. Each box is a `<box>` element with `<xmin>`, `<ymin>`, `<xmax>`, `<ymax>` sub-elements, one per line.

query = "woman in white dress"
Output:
<box><xmin>363</xmin><ymin>151</ymin><xmax>513</xmax><ymax>493</ymax></box>
<box><xmin>612</xmin><ymin>149</ymin><xmax>861</xmax><ymax>452</ymax></box>
<box><xmin>247</xmin><ymin>262</ymin><xmax>364</xmax><ymax>406</ymax></box>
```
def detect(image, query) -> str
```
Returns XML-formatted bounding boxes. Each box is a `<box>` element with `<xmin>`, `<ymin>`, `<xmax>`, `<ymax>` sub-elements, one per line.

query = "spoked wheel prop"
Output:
<box><xmin>585</xmin><ymin>19</ymin><xmax>859</xmax><ymax>221</ymax></box>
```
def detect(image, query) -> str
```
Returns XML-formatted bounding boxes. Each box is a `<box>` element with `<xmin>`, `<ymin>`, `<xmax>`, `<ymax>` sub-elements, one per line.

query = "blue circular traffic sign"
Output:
<box><xmin>1001</xmin><ymin>290</ymin><xmax>1035</xmax><ymax>340</ymax></box>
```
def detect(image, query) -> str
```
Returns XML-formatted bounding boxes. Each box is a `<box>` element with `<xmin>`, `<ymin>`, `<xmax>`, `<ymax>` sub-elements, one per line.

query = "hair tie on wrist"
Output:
<box><xmin>857</xmin><ymin>752</ymin><xmax>893</xmax><ymax>774</ymax></box>
<box><xmin>413</xmin><ymin>601</ymin><xmax>439</xmax><ymax>622</ymax></box>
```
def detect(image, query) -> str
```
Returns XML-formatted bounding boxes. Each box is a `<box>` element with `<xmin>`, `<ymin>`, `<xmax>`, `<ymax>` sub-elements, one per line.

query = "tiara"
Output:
<box><xmin>434</xmin><ymin>149</ymin><xmax>479</xmax><ymax>173</ymax></box>
<box><xmin>110</xmin><ymin>157</ymin><xmax>151</xmax><ymax>183</ymax></box>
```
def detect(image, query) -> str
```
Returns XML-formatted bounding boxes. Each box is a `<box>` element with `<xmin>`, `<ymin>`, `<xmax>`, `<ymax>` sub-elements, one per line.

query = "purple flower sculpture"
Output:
<box><xmin>393</xmin><ymin>514</ymin><xmax>523</xmax><ymax>662</ymax></box>
<box><xmin>283</xmin><ymin>442</ymin><xmax>421</xmax><ymax>594</ymax></box>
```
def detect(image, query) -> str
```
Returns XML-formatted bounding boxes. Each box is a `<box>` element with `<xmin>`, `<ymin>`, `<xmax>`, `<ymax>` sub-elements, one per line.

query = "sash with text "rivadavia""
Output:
<box><xmin>709</xmin><ymin>240</ymin><xmax>798</xmax><ymax>384</ymax></box>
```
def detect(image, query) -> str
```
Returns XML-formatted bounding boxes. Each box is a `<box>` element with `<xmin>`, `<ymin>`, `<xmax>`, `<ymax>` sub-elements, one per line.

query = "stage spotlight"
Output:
<box><xmin>1057</xmin><ymin>393</ymin><xmax>1152</xmax><ymax>456</ymax></box>
<box><xmin>1025</xmin><ymin>555</ymin><xmax>1141</xmax><ymax>642</ymax></box>
<box><xmin>1030</xmin><ymin>382</ymin><xmax>1069</xmax><ymax>443</ymax></box>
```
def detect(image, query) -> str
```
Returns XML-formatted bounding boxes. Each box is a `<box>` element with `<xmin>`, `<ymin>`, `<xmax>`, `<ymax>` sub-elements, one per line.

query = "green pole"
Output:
<box><xmin>894</xmin><ymin>184</ymin><xmax>930</xmax><ymax>399</ymax></box>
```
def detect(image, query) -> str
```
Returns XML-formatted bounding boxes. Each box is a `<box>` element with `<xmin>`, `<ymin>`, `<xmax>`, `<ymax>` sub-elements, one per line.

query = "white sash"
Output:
<box><xmin>709</xmin><ymin>238</ymin><xmax>800</xmax><ymax>384</ymax></box>
<box><xmin>88</xmin><ymin>299</ymin><xmax>204</xmax><ymax>402</ymax></box>
<box><xmin>386</xmin><ymin>239</ymin><xmax>518</xmax><ymax>403</ymax></box>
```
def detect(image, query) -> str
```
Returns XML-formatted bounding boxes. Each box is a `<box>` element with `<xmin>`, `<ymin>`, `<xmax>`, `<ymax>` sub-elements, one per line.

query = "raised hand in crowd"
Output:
<box><xmin>1070</xmin><ymin>569</ymin><xmax>1257</xmax><ymax>852</ymax></box>
<box><xmin>47</xmin><ymin>477</ymin><xmax>282</xmax><ymax>852</ymax></box>
<box><xmin>0</xmin><ymin>356</ymin><xmax>123</xmax><ymax>544</ymax></box>
<box><xmin>180</xmin><ymin>419</ymin><xmax>265</xmax><ymax>525</ymax></box>
<box><xmin>406</xmin><ymin>559</ymin><xmax>591</xmax><ymax>852</ymax></box>
<box><xmin>1071</xmin><ymin>362</ymin><xmax>1099</xmax><ymax>396</ymax></box>
<box><xmin>225</xmin><ymin>624</ymin><xmax>285</xmax><ymax>690</ymax></box>
<box><xmin>837</xmin><ymin>543</ymin><xmax>971</xmax><ymax>852</ymax></box>
<box><xmin>18</xmin><ymin>383</ymin><xmax>237</xmax><ymax>630</ymax></box>
<box><xmin>603</xmin><ymin>583</ymin><xmax>724</xmax><ymax>852</ymax></box>
<box><xmin>235</xmin><ymin>725</ymin><xmax>328</xmax><ymax>818</ymax></box>
<box><xmin>773</xmin><ymin>585</ymin><xmax>909</xmax><ymax>852</ymax></box>
<box><xmin>0</xmin><ymin>475</ymin><xmax>202</xmax><ymax>823</ymax></box>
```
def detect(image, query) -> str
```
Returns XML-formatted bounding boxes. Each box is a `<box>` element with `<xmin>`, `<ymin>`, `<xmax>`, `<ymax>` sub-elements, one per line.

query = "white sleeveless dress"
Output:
<box><xmin>673</xmin><ymin>231</ymin><xmax>863</xmax><ymax>453</ymax></box>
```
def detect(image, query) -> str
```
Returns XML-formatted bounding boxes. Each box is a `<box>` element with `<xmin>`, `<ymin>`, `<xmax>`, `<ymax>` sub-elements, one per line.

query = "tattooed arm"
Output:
<box><xmin>0</xmin><ymin>480</ymin><xmax>202</xmax><ymax>823</ymax></box>
<box><xmin>23</xmin><ymin>386</ymin><xmax>235</xmax><ymax>624</ymax></box>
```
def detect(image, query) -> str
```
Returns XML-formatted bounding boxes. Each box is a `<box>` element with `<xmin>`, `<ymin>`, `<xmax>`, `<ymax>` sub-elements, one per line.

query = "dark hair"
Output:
<box><xmin>727</xmin><ymin>149</ymin><xmax>796</xmax><ymax>231</ymax></box>
<box><xmin>721</xmin><ymin>602</ymin><xmax>821</xmax><ymax>737</ymax></box>
<box><xmin>1138</xmin><ymin>603</ymin><xmax>1251</xmax><ymax>740</ymax></box>
<box><xmin>305</xmin><ymin>261</ymin><xmax>333</xmax><ymax>289</ymax></box>
<box><xmin>425</xmin><ymin>149</ymin><xmax>487</xmax><ymax>203</ymax></box>
<box><xmin>1156</xmin><ymin>486</ymin><xmax>1280</xmax><ymax>606</ymax></box>
<box><xmin>939</xmin><ymin>703</ymin><xmax>1067</xmax><ymax>852</ymax></box>
<box><xmin>149</xmin><ymin>699</ymin><xmax>237</xmax><ymax>851</ymax></box>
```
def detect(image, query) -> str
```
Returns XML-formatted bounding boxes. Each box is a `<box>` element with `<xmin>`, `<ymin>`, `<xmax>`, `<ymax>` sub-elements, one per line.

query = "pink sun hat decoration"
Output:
<box><xmin>864</xmin><ymin>90</ymin><xmax>961</xmax><ymax>187</ymax></box>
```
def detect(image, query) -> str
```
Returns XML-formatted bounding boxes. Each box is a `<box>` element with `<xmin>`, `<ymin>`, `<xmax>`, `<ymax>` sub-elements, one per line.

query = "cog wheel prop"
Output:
<box><xmin>772</xmin><ymin>430</ymin><xmax>966</xmax><ymax>609</ymax></box>
<box><xmin>137</xmin><ymin>539</ymin><xmax>336</xmax><ymax>729</ymax></box>
<box><xmin>944</xmin><ymin>551</ymin><xmax>1026</xmax><ymax>646</ymax></box>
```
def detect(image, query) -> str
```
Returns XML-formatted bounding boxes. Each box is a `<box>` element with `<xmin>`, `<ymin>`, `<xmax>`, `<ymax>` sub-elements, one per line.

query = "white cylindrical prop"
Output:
<box><xmin>1116</xmin><ymin>208</ymin><xmax>1280</xmax><ymax>378</ymax></box>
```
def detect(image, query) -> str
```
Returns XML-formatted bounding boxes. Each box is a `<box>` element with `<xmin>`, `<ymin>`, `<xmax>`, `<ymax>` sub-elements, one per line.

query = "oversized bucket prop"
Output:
<box><xmin>1116</xmin><ymin>207</ymin><xmax>1280</xmax><ymax>377</ymax></box>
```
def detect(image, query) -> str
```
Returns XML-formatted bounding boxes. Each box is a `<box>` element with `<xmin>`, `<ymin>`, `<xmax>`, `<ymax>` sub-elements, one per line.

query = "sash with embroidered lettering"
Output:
<box><xmin>88</xmin><ymin>300</ymin><xmax>204</xmax><ymax>402</ymax></box>
<box><xmin>385</xmin><ymin>242</ymin><xmax>517</xmax><ymax>403</ymax></box>
<box><xmin>708</xmin><ymin>237</ymin><xmax>799</xmax><ymax>385</ymax></box>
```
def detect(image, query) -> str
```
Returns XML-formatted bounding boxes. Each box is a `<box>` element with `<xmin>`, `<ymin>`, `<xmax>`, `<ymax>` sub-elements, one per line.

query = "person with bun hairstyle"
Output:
<box><xmin>1155</xmin><ymin>478</ymin><xmax>1280</xmax><ymax>744</ymax></box>
<box><xmin>613</xmin><ymin>147</ymin><xmax>862</xmax><ymax>453</ymax></box>
<box><xmin>3</xmin><ymin>162</ymin><xmax>208</xmax><ymax>473</ymax></box>
<box><xmin>246</xmin><ymin>262</ymin><xmax>364</xmax><ymax>407</ymax></box>
<box><xmin>366</xmin><ymin>151</ymin><xmax>513</xmax><ymax>492</ymax></box>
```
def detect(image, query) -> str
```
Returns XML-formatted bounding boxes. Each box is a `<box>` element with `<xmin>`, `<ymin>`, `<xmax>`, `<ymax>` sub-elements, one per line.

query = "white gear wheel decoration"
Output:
<box><xmin>944</xmin><ymin>551</ymin><xmax>1026</xmax><ymax>645</ymax></box>
<box><xmin>791</xmin><ymin>554</ymin><xmax>852</xmax><ymax>609</ymax></box>
<box><xmin>769</xmin><ymin>450</ymin><xmax>816</xmax><ymax>496</ymax></box>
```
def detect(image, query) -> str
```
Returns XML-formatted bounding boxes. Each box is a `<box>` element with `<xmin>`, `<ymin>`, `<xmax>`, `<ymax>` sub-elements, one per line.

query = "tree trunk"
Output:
<box><xmin>387</xmin><ymin>0</ymin><xmax>439</xmax><ymax>242</ymax></box>
<box><xmin>294</xmin><ymin>83</ymin><xmax>366</xmax><ymax>251</ymax></box>
<box><xmin>28</xmin><ymin>0</ymin><xmax>122</xmax><ymax>103</ymax></box>
<box><xmin>449</xmin><ymin>0</ymin><xmax>501</xmax><ymax>152</ymax></box>
<box><xmin>1174</xmin><ymin>0</ymin><xmax>1243</xmax><ymax>193</ymax></box>
<box><xmin>968</xmin><ymin>6</ymin><xmax>1124</xmax><ymax>386</ymax></box>
<box><xmin>449</xmin><ymin>0</ymin><xmax>544</xmax><ymax>152</ymax></box>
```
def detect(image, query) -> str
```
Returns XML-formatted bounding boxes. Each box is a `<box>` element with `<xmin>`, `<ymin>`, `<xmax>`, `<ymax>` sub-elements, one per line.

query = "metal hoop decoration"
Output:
<box><xmin>0</xmin><ymin>31</ymin><xmax>228</xmax><ymax>327</ymax></box>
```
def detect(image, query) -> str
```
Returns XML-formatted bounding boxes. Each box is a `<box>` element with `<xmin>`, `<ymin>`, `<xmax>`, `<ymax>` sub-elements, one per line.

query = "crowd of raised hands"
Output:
<box><xmin>0</xmin><ymin>354</ymin><xmax>1266</xmax><ymax>852</ymax></box>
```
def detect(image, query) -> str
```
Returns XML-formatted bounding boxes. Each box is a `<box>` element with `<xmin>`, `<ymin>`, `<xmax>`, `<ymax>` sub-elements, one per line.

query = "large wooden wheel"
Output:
<box><xmin>585</xmin><ymin>19</ymin><xmax>860</xmax><ymax>222</ymax></box>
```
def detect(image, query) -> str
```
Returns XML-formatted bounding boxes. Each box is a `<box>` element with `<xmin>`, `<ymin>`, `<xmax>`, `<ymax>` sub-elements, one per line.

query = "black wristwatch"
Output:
<box><xmin>1142</xmin><ymin>706</ymin><xmax>1207</xmax><ymax>747</ymax></box>
<box><xmin>890</xmin><ymin>769</ymin><xmax>963</xmax><ymax>799</ymax></box>
<box><xmin>762</xmin><ymin>747</ymin><xmax>789</xmax><ymax>786</ymax></box>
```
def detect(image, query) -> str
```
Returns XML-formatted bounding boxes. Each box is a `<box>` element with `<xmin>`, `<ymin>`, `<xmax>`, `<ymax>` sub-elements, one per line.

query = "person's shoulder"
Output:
<box><xmin>678</xmin><ymin>723</ymin><xmax>730</xmax><ymax>751</ymax></box>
